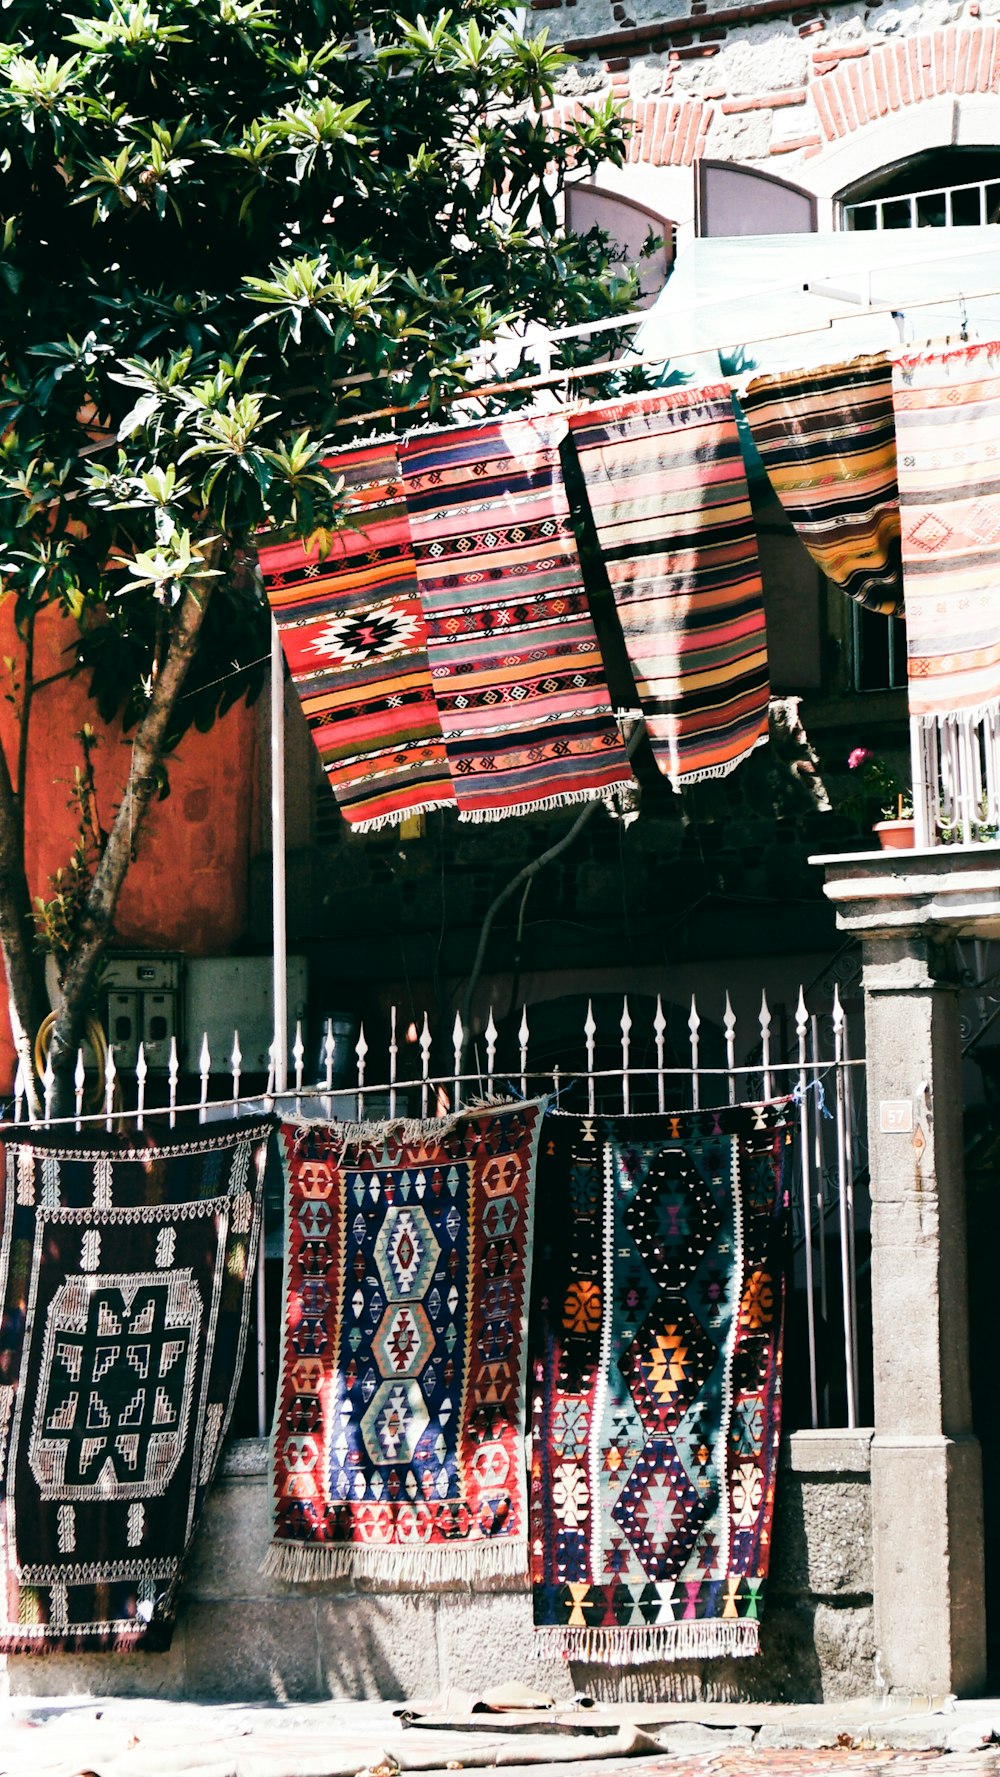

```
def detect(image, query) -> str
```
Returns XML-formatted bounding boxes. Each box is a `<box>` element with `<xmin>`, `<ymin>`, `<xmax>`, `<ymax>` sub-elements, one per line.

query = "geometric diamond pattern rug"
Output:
<box><xmin>892</xmin><ymin>341</ymin><xmax>1000</xmax><ymax>844</ymax></box>
<box><xmin>530</xmin><ymin>1104</ymin><xmax>791</xmax><ymax>1662</ymax></box>
<box><xmin>0</xmin><ymin>1116</ymin><xmax>272</xmax><ymax>1652</ymax></box>
<box><xmin>266</xmin><ymin>1101</ymin><xmax>546</xmax><ymax>1581</ymax></box>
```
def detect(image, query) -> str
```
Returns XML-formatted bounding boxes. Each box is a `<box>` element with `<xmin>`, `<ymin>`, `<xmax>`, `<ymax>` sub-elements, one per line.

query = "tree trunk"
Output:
<box><xmin>0</xmin><ymin>736</ymin><xmax>49</xmax><ymax>1117</ymax></box>
<box><xmin>47</xmin><ymin>554</ymin><xmax>219</xmax><ymax>1113</ymax></box>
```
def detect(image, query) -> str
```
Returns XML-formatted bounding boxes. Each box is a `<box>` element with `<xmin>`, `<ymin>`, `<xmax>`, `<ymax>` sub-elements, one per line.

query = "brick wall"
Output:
<box><xmin>542</xmin><ymin>2</ymin><xmax>999</xmax><ymax>170</ymax></box>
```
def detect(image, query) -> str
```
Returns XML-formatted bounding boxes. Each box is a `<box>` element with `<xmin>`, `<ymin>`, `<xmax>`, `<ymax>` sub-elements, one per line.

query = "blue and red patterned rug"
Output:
<box><xmin>530</xmin><ymin>1104</ymin><xmax>791</xmax><ymax>1661</ymax></box>
<box><xmin>267</xmin><ymin>1101</ymin><xmax>546</xmax><ymax>1580</ymax></box>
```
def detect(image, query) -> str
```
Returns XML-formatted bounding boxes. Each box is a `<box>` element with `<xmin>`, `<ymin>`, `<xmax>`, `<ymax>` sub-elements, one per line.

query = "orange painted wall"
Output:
<box><xmin>0</xmin><ymin>601</ymin><xmax>258</xmax><ymax>1089</ymax></box>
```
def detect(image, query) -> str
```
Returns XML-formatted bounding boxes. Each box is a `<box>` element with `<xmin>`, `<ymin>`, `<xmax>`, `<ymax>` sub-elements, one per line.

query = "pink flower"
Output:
<box><xmin>848</xmin><ymin>747</ymin><xmax>875</xmax><ymax>770</ymax></box>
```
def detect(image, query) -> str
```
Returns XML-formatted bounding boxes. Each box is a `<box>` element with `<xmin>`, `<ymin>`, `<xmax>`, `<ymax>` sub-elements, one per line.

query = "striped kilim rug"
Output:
<box><xmin>266</xmin><ymin>1100</ymin><xmax>546</xmax><ymax>1581</ymax></box>
<box><xmin>741</xmin><ymin>353</ymin><xmax>904</xmax><ymax>617</ymax></box>
<box><xmin>400</xmin><ymin>417</ymin><xmax>635</xmax><ymax>820</ymax></box>
<box><xmin>569</xmin><ymin>390</ymin><xmax>769</xmax><ymax>787</ymax></box>
<box><xmin>893</xmin><ymin>341</ymin><xmax>1000</xmax><ymax>833</ymax></box>
<box><xmin>260</xmin><ymin>443</ymin><xmax>456</xmax><ymax>832</ymax></box>
<box><xmin>531</xmin><ymin>1103</ymin><xmax>791</xmax><ymax>1662</ymax></box>
<box><xmin>0</xmin><ymin>1117</ymin><xmax>271</xmax><ymax>1652</ymax></box>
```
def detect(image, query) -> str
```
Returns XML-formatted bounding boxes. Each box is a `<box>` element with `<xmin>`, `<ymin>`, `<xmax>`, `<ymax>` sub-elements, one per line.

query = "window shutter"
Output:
<box><xmin>565</xmin><ymin>184</ymin><xmax>674</xmax><ymax>306</ymax></box>
<box><xmin>696</xmin><ymin>161</ymin><xmax>817</xmax><ymax>237</ymax></box>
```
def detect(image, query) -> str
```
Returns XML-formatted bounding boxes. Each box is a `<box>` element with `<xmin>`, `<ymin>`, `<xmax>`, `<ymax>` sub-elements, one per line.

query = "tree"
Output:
<box><xmin>0</xmin><ymin>0</ymin><xmax>636</xmax><ymax>1112</ymax></box>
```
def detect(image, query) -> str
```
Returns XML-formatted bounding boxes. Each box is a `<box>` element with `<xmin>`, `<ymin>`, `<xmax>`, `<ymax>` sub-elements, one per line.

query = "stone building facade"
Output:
<box><xmin>545</xmin><ymin>0</ymin><xmax>1000</xmax><ymax>246</ymax></box>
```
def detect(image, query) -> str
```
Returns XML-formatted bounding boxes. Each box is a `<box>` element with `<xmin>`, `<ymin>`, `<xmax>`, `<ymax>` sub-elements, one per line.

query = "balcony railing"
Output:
<box><xmin>842</xmin><ymin>174</ymin><xmax>1000</xmax><ymax>232</ymax></box>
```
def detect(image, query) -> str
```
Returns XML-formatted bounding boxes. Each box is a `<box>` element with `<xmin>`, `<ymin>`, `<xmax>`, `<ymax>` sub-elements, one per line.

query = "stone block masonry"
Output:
<box><xmin>543</xmin><ymin>3</ymin><xmax>1000</xmax><ymax>173</ymax></box>
<box><xmin>2</xmin><ymin>1433</ymin><xmax>874</xmax><ymax>1702</ymax></box>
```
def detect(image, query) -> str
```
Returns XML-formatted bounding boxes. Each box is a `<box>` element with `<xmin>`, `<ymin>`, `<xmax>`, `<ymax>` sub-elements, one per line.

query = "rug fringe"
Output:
<box><xmin>283</xmin><ymin>1097</ymin><xmax>545</xmax><ymax>1154</ymax></box>
<box><xmin>533</xmin><ymin>1619</ymin><xmax>760</xmax><ymax>1664</ymax></box>
<box><xmin>456</xmin><ymin>781</ymin><xmax>635</xmax><ymax>823</ymax></box>
<box><xmin>261</xmin><ymin>1536</ymin><xmax>529</xmax><ymax>1584</ymax></box>
<box><xmin>670</xmin><ymin>732</ymin><xmax>769</xmax><ymax>789</ymax></box>
<box><xmin>914</xmin><ymin>707</ymin><xmax>1000</xmax><ymax>838</ymax></box>
<box><xmin>348</xmin><ymin>798</ymin><xmax>456</xmax><ymax>835</ymax></box>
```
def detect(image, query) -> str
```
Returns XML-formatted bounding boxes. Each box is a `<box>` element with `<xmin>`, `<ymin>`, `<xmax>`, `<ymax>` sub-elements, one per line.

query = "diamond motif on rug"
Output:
<box><xmin>531</xmin><ymin>1105</ymin><xmax>791</xmax><ymax>1662</ymax></box>
<box><xmin>0</xmin><ymin>1118</ymin><xmax>271</xmax><ymax>1653</ymax></box>
<box><xmin>270</xmin><ymin>1102</ymin><xmax>545</xmax><ymax>1580</ymax></box>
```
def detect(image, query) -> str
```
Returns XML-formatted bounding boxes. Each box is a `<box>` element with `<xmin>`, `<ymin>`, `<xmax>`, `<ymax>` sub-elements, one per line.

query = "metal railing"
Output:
<box><xmin>842</xmin><ymin>173</ymin><xmax>1000</xmax><ymax>232</ymax></box>
<box><xmin>5</xmin><ymin>983</ymin><xmax>869</xmax><ymax>1440</ymax></box>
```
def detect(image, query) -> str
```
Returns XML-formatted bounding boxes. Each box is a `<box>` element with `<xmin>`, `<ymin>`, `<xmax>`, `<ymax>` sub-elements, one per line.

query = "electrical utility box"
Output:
<box><xmin>104</xmin><ymin>953</ymin><xmax>182</xmax><ymax>1073</ymax></box>
<box><xmin>183</xmin><ymin>954</ymin><xmax>309</xmax><ymax>1077</ymax></box>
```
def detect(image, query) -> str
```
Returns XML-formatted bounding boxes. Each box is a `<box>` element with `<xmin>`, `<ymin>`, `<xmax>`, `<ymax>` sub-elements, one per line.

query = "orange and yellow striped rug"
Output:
<box><xmin>741</xmin><ymin>352</ymin><xmax>903</xmax><ymax>618</ymax></box>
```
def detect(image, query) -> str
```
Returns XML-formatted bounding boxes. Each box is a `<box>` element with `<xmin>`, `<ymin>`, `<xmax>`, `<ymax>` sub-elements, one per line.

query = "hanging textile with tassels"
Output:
<box><xmin>569</xmin><ymin>388</ymin><xmax>769</xmax><ymax>788</ymax></box>
<box><xmin>259</xmin><ymin>443</ymin><xmax>456</xmax><ymax>833</ymax></box>
<box><xmin>0</xmin><ymin>1116</ymin><xmax>272</xmax><ymax>1652</ymax></box>
<box><xmin>399</xmin><ymin>416</ymin><xmax>636</xmax><ymax>820</ymax></box>
<box><xmin>266</xmin><ymin>1100</ymin><xmax>546</xmax><ymax>1582</ymax></box>
<box><xmin>893</xmin><ymin>340</ymin><xmax>1000</xmax><ymax>840</ymax></box>
<box><xmin>530</xmin><ymin>1103</ymin><xmax>792</xmax><ymax>1665</ymax></box>
<box><xmin>740</xmin><ymin>352</ymin><xmax>904</xmax><ymax>618</ymax></box>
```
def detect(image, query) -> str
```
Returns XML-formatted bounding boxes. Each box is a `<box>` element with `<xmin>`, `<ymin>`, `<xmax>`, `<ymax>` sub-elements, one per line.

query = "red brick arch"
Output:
<box><xmin>553</xmin><ymin>95</ymin><xmax>715</xmax><ymax>167</ymax></box>
<box><xmin>811</xmin><ymin>22</ymin><xmax>1000</xmax><ymax>142</ymax></box>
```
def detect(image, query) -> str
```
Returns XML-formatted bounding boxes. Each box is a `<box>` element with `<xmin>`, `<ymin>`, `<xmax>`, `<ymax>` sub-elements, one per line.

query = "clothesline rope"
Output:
<box><xmin>325</xmin><ymin>278</ymin><xmax>1000</xmax><ymax>446</ymax></box>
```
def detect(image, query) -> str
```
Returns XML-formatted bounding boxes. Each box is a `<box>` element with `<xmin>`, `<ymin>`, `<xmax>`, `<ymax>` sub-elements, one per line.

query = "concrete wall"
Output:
<box><xmin>2</xmin><ymin>1430</ymin><xmax>874</xmax><ymax>1705</ymax></box>
<box><xmin>0</xmin><ymin>603</ymin><xmax>259</xmax><ymax>1090</ymax></box>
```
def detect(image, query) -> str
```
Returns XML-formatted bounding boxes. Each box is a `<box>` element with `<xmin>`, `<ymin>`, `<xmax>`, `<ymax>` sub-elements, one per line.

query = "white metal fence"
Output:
<box><xmin>4</xmin><ymin>983</ymin><xmax>869</xmax><ymax>1441</ymax></box>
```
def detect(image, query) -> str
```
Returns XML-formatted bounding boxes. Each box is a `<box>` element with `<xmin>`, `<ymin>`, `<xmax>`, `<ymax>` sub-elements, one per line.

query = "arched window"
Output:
<box><xmin>839</xmin><ymin>146</ymin><xmax>1000</xmax><ymax>231</ymax></box>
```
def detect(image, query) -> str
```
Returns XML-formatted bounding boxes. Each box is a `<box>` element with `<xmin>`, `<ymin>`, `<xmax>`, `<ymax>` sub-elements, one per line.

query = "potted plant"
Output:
<box><xmin>845</xmin><ymin>748</ymin><xmax>915</xmax><ymax>849</ymax></box>
<box><xmin>872</xmin><ymin>796</ymin><xmax>916</xmax><ymax>850</ymax></box>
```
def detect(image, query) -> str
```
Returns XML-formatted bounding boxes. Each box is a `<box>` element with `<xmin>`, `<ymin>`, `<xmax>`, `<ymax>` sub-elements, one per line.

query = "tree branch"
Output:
<box><xmin>47</xmin><ymin>547</ymin><xmax>220</xmax><ymax>1097</ymax></box>
<box><xmin>0</xmin><ymin>733</ymin><xmax>49</xmax><ymax>1115</ymax></box>
<box><xmin>15</xmin><ymin>607</ymin><xmax>34</xmax><ymax>824</ymax></box>
<box><xmin>460</xmin><ymin>726</ymin><xmax>645</xmax><ymax>1047</ymax></box>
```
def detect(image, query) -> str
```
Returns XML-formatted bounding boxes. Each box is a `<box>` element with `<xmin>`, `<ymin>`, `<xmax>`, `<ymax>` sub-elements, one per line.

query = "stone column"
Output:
<box><xmin>813</xmin><ymin>847</ymin><xmax>1000</xmax><ymax>1699</ymax></box>
<box><xmin>862</xmin><ymin>931</ymin><xmax>985</xmax><ymax>1697</ymax></box>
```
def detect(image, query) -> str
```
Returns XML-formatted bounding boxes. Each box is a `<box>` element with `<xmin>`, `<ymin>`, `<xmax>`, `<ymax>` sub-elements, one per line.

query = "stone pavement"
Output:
<box><xmin>6</xmin><ymin>1697</ymin><xmax>1000</xmax><ymax>1777</ymax></box>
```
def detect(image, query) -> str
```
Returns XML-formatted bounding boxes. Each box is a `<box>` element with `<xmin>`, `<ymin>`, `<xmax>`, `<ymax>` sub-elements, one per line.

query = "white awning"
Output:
<box><xmin>635</xmin><ymin>227</ymin><xmax>1000</xmax><ymax>380</ymax></box>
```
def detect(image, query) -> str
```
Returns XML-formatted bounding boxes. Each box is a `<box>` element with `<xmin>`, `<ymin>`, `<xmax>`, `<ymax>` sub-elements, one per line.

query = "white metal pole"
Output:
<box><xmin>260</xmin><ymin>615</ymin><xmax>289</xmax><ymax>1443</ymax></box>
<box><xmin>270</xmin><ymin>617</ymin><xmax>288</xmax><ymax>1097</ymax></box>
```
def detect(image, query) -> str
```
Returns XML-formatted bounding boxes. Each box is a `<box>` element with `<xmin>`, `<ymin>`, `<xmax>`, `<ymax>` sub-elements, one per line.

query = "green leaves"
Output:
<box><xmin>118</xmin><ymin>525</ymin><xmax>223</xmax><ymax>605</ymax></box>
<box><xmin>0</xmin><ymin>0</ymin><xmax>636</xmax><ymax>735</ymax></box>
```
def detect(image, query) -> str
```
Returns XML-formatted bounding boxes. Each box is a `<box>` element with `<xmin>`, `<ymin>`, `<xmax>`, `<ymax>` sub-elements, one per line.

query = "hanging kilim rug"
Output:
<box><xmin>266</xmin><ymin>1099</ymin><xmax>546</xmax><ymax>1580</ymax></box>
<box><xmin>259</xmin><ymin>442</ymin><xmax>456</xmax><ymax>832</ymax></box>
<box><xmin>0</xmin><ymin>1115</ymin><xmax>272</xmax><ymax>1652</ymax></box>
<box><xmin>399</xmin><ymin>417</ymin><xmax>635</xmax><ymax>820</ymax></box>
<box><xmin>892</xmin><ymin>341</ymin><xmax>1000</xmax><ymax>835</ymax></box>
<box><xmin>531</xmin><ymin>1102</ymin><xmax>792</xmax><ymax>1661</ymax></box>
<box><xmin>741</xmin><ymin>353</ymin><xmax>903</xmax><ymax>618</ymax></box>
<box><xmin>568</xmin><ymin>390</ymin><xmax>769</xmax><ymax>788</ymax></box>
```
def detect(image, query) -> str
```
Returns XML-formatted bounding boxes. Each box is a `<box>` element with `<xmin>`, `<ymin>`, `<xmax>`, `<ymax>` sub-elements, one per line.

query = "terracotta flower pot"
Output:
<box><xmin>873</xmin><ymin>818</ymin><xmax>916</xmax><ymax>851</ymax></box>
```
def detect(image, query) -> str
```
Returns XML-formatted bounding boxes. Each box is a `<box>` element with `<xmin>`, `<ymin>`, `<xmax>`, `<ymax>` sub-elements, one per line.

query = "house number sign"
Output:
<box><xmin>879</xmin><ymin>1100</ymin><xmax>913</xmax><ymax>1133</ymax></box>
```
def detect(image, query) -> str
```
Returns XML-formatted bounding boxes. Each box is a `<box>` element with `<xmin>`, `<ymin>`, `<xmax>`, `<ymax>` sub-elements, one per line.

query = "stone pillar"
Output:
<box><xmin>812</xmin><ymin>847</ymin><xmax>1000</xmax><ymax>1698</ymax></box>
<box><xmin>861</xmin><ymin>930</ymin><xmax>986</xmax><ymax>1698</ymax></box>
